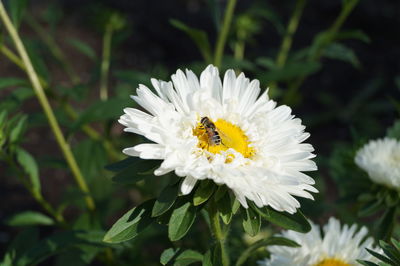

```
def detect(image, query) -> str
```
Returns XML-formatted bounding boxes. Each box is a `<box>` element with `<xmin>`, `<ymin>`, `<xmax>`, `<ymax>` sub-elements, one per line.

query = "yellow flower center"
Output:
<box><xmin>192</xmin><ymin>117</ymin><xmax>254</xmax><ymax>161</ymax></box>
<box><xmin>313</xmin><ymin>258</ymin><xmax>350</xmax><ymax>266</ymax></box>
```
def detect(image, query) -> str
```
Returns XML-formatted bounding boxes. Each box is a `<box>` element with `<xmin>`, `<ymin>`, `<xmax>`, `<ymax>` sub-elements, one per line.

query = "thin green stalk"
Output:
<box><xmin>100</xmin><ymin>23</ymin><xmax>113</xmax><ymax>101</ymax></box>
<box><xmin>283</xmin><ymin>0</ymin><xmax>359</xmax><ymax>104</ymax></box>
<box><xmin>269</xmin><ymin>0</ymin><xmax>306</xmax><ymax>92</ymax></box>
<box><xmin>214</xmin><ymin>0</ymin><xmax>237</xmax><ymax>67</ymax></box>
<box><xmin>276</xmin><ymin>0</ymin><xmax>307</xmax><ymax>68</ymax></box>
<box><xmin>0</xmin><ymin>44</ymin><xmax>48</xmax><ymax>87</ymax></box>
<box><xmin>235</xmin><ymin>239</ymin><xmax>267</xmax><ymax>266</ymax></box>
<box><xmin>209</xmin><ymin>202</ymin><xmax>230</xmax><ymax>266</ymax></box>
<box><xmin>0</xmin><ymin>1</ymin><xmax>95</xmax><ymax>211</ymax></box>
<box><xmin>32</xmin><ymin>189</ymin><xmax>67</xmax><ymax>227</ymax></box>
<box><xmin>309</xmin><ymin>0</ymin><xmax>359</xmax><ymax>61</ymax></box>
<box><xmin>233</xmin><ymin>40</ymin><xmax>244</xmax><ymax>61</ymax></box>
<box><xmin>1</xmin><ymin>42</ymin><xmax>120</xmax><ymax>161</ymax></box>
<box><xmin>6</xmin><ymin>155</ymin><xmax>66</xmax><ymax>226</ymax></box>
<box><xmin>1</xmin><ymin>44</ymin><xmax>25</xmax><ymax>69</ymax></box>
<box><xmin>25</xmin><ymin>15</ymin><xmax>81</xmax><ymax>85</ymax></box>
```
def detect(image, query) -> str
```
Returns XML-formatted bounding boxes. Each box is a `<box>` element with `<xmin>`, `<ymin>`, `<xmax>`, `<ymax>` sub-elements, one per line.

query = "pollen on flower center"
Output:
<box><xmin>192</xmin><ymin>117</ymin><xmax>254</xmax><ymax>160</ymax></box>
<box><xmin>313</xmin><ymin>258</ymin><xmax>350</xmax><ymax>266</ymax></box>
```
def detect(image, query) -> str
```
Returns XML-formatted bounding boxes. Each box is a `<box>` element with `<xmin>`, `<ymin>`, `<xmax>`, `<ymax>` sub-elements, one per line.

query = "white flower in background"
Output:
<box><xmin>260</xmin><ymin>217</ymin><xmax>379</xmax><ymax>266</ymax></box>
<box><xmin>355</xmin><ymin>138</ymin><xmax>400</xmax><ymax>189</ymax></box>
<box><xmin>119</xmin><ymin>65</ymin><xmax>317</xmax><ymax>213</ymax></box>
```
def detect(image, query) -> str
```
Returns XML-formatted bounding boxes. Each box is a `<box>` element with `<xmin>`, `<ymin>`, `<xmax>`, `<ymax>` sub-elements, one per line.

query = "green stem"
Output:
<box><xmin>1</xmin><ymin>40</ymin><xmax>120</xmax><ymax>161</ymax></box>
<box><xmin>276</xmin><ymin>0</ymin><xmax>307</xmax><ymax>68</ymax></box>
<box><xmin>309</xmin><ymin>0</ymin><xmax>359</xmax><ymax>61</ymax></box>
<box><xmin>235</xmin><ymin>239</ymin><xmax>266</xmax><ymax>266</ymax></box>
<box><xmin>100</xmin><ymin>23</ymin><xmax>113</xmax><ymax>101</ymax></box>
<box><xmin>25</xmin><ymin>15</ymin><xmax>81</xmax><ymax>85</ymax></box>
<box><xmin>0</xmin><ymin>1</ymin><xmax>95</xmax><ymax>211</ymax></box>
<box><xmin>214</xmin><ymin>0</ymin><xmax>237</xmax><ymax>67</ymax></box>
<box><xmin>0</xmin><ymin>44</ymin><xmax>48</xmax><ymax>87</ymax></box>
<box><xmin>233</xmin><ymin>40</ymin><xmax>244</xmax><ymax>61</ymax></box>
<box><xmin>283</xmin><ymin>0</ymin><xmax>359</xmax><ymax>104</ymax></box>
<box><xmin>6</xmin><ymin>155</ymin><xmax>66</xmax><ymax>226</ymax></box>
<box><xmin>209</xmin><ymin>202</ymin><xmax>230</xmax><ymax>266</ymax></box>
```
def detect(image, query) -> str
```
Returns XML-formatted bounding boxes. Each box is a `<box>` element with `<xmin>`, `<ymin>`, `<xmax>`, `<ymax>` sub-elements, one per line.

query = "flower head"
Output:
<box><xmin>119</xmin><ymin>65</ymin><xmax>317</xmax><ymax>213</ymax></box>
<box><xmin>355</xmin><ymin>138</ymin><xmax>400</xmax><ymax>190</ymax></box>
<box><xmin>260</xmin><ymin>217</ymin><xmax>379</xmax><ymax>266</ymax></box>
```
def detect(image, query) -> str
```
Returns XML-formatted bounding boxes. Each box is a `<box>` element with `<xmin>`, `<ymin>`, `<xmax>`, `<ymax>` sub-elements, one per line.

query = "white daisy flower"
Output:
<box><xmin>118</xmin><ymin>65</ymin><xmax>317</xmax><ymax>213</ymax></box>
<box><xmin>355</xmin><ymin>137</ymin><xmax>400</xmax><ymax>190</ymax></box>
<box><xmin>260</xmin><ymin>217</ymin><xmax>379</xmax><ymax>266</ymax></box>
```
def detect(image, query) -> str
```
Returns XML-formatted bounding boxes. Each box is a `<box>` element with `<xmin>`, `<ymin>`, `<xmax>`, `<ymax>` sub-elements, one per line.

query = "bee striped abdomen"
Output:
<box><xmin>200</xmin><ymin>116</ymin><xmax>222</xmax><ymax>146</ymax></box>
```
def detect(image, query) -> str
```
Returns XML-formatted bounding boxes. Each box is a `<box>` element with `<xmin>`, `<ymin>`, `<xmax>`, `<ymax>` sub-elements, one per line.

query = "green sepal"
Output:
<box><xmin>193</xmin><ymin>180</ymin><xmax>216</xmax><ymax>206</ymax></box>
<box><xmin>241</xmin><ymin>207</ymin><xmax>261</xmax><ymax>237</ymax></box>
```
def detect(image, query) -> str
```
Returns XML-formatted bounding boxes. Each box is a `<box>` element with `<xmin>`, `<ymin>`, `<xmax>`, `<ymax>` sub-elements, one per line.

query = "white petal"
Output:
<box><xmin>181</xmin><ymin>175</ymin><xmax>197</xmax><ymax>195</ymax></box>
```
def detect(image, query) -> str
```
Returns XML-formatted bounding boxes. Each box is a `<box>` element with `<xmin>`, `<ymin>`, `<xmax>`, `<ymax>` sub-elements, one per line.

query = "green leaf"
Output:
<box><xmin>26</xmin><ymin>42</ymin><xmax>50</xmax><ymax>82</ymax></box>
<box><xmin>260</xmin><ymin>61</ymin><xmax>321</xmax><ymax>82</ymax></box>
<box><xmin>232</xmin><ymin>199</ymin><xmax>240</xmax><ymax>215</ymax></box>
<box><xmin>111</xmin><ymin>159</ymin><xmax>161</xmax><ymax>184</ymax></box>
<box><xmin>380</xmin><ymin>240</ymin><xmax>400</xmax><ymax>265</ymax></box>
<box><xmin>11</xmin><ymin>87</ymin><xmax>35</xmax><ymax>102</ymax></box>
<box><xmin>73</xmin><ymin>139</ymin><xmax>108</xmax><ymax>182</ymax></box>
<box><xmin>202</xmin><ymin>250</ymin><xmax>212</xmax><ymax>266</ymax></box>
<box><xmin>256</xmin><ymin>57</ymin><xmax>276</xmax><ymax>69</ymax></box>
<box><xmin>0</xmin><ymin>78</ymin><xmax>28</xmax><ymax>90</ymax></box>
<box><xmin>216</xmin><ymin>192</ymin><xmax>233</xmax><ymax>225</ymax></box>
<box><xmin>9</xmin><ymin>115</ymin><xmax>27</xmax><ymax>143</ymax></box>
<box><xmin>71</xmin><ymin>98</ymin><xmax>133</xmax><ymax>132</ymax></box>
<box><xmin>212</xmin><ymin>242</ymin><xmax>223</xmax><ymax>266</ymax></box>
<box><xmin>250</xmin><ymin>202</ymin><xmax>311</xmax><ymax>233</ymax></box>
<box><xmin>251</xmin><ymin>7</ymin><xmax>285</xmax><ymax>35</ymax></box>
<box><xmin>103</xmin><ymin>199</ymin><xmax>154</xmax><ymax>243</ymax></box>
<box><xmin>160</xmin><ymin>248</ymin><xmax>203</xmax><ymax>266</ymax></box>
<box><xmin>214</xmin><ymin>185</ymin><xmax>228</xmax><ymax>202</ymax></box>
<box><xmin>15</xmin><ymin>148</ymin><xmax>40</xmax><ymax>195</ymax></box>
<box><xmin>1</xmin><ymin>228</ymin><xmax>39</xmax><ymax>265</ymax></box>
<box><xmin>336</xmin><ymin>30</ymin><xmax>370</xmax><ymax>43</ymax></box>
<box><xmin>168</xmin><ymin>201</ymin><xmax>197</xmax><ymax>241</ymax></box>
<box><xmin>67</xmin><ymin>38</ymin><xmax>96</xmax><ymax>60</ymax></box>
<box><xmin>387</xmin><ymin>120</ymin><xmax>400</xmax><ymax>140</ymax></box>
<box><xmin>193</xmin><ymin>180</ymin><xmax>216</xmax><ymax>206</ymax></box>
<box><xmin>375</xmin><ymin>207</ymin><xmax>396</xmax><ymax>241</ymax></box>
<box><xmin>5</xmin><ymin>211</ymin><xmax>54</xmax><ymax>226</ymax></box>
<box><xmin>392</xmin><ymin>238</ymin><xmax>400</xmax><ymax>251</ymax></box>
<box><xmin>0</xmin><ymin>110</ymin><xmax>8</xmax><ymax>125</ymax></box>
<box><xmin>174</xmin><ymin>249</ymin><xmax>203</xmax><ymax>266</ymax></box>
<box><xmin>152</xmin><ymin>184</ymin><xmax>180</xmax><ymax>217</ymax></box>
<box><xmin>8</xmin><ymin>0</ymin><xmax>29</xmax><ymax>28</ymax></box>
<box><xmin>160</xmin><ymin>248</ymin><xmax>179</xmax><ymax>265</ymax></box>
<box><xmin>15</xmin><ymin>230</ymin><xmax>107</xmax><ymax>266</ymax></box>
<box><xmin>365</xmin><ymin>247</ymin><xmax>394</xmax><ymax>265</ymax></box>
<box><xmin>356</xmin><ymin>260</ymin><xmax>378</xmax><ymax>266</ymax></box>
<box><xmin>235</xmin><ymin>236</ymin><xmax>299</xmax><ymax>266</ymax></box>
<box><xmin>241</xmin><ymin>208</ymin><xmax>261</xmax><ymax>237</ymax></box>
<box><xmin>105</xmin><ymin>157</ymin><xmax>138</xmax><ymax>172</ymax></box>
<box><xmin>323</xmin><ymin>42</ymin><xmax>361</xmax><ymax>68</ymax></box>
<box><xmin>358</xmin><ymin>198</ymin><xmax>383</xmax><ymax>217</ymax></box>
<box><xmin>169</xmin><ymin>19</ymin><xmax>212</xmax><ymax>63</ymax></box>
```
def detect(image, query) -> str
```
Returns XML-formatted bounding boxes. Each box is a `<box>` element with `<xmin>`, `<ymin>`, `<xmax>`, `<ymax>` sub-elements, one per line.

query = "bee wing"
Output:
<box><xmin>216</xmin><ymin>129</ymin><xmax>233</xmax><ymax>146</ymax></box>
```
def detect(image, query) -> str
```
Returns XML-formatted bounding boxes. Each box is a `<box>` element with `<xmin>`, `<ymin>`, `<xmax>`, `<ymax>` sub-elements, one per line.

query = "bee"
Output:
<box><xmin>200</xmin><ymin>117</ymin><xmax>222</xmax><ymax>146</ymax></box>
